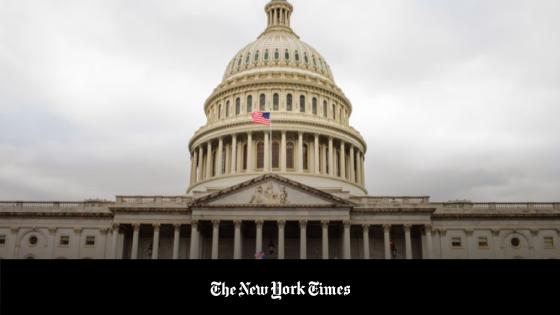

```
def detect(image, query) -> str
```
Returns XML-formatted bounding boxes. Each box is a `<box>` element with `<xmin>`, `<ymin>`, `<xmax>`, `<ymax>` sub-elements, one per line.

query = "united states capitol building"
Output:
<box><xmin>1</xmin><ymin>0</ymin><xmax>558</xmax><ymax>260</ymax></box>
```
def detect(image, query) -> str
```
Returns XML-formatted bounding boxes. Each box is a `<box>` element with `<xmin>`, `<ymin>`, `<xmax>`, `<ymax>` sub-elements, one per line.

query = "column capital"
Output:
<box><xmin>191</xmin><ymin>220</ymin><xmax>199</xmax><ymax>226</ymax></box>
<box><xmin>277</xmin><ymin>220</ymin><xmax>286</xmax><ymax>227</ymax></box>
<box><xmin>212</xmin><ymin>220</ymin><xmax>221</xmax><ymax>226</ymax></box>
<box><xmin>10</xmin><ymin>227</ymin><xmax>20</xmax><ymax>234</ymax></box>
<box><xmin>153</xmin><ymin>223</ymin><xmax>161</xmax><ymax>230</ymax></box>
<box><xmin>404</xmin><ymin>224</ymin><xmax>412</xmax><ymax>231</ymax></box>
<box><xmin>343</xmin><ymin>221</ymin><xmax>352</xmax><ymax>227</ymax></box>
<box><xmin>132</xmin><ymin>224</ymin><xmax>141</xmax><ymax>231</ymax></box>
<box><xmin>362</xmin><ymin>224</ymin><xmax>371</xmax><ymax>230</ymax></box>
<box><xmin>529</xmin><ymin>228</ymin><xmax>539</xmax><ymax>236</ymax></box>
<box><xmin>383</xmin><ymin>224</ymin><xmax>391</xmax><ymax>232</ymax></box>
<box><xmin>465</xmin><ymin>228</ymin><xmax>474</xmax><ymax>236</ymax></box>
<box><xmin>255</xmin><ymin>220</ymin><xmax>264</xmax><ymax>227</ymax></box>
<box><xmin>321</xmin><ymin>220</ymin><xmax>330</xmax><ymax>227</ymax></box>
<box><xmin>73</xmin><ymin>227</ymin><xmax>83</xmax><ymax>233</ymax></box>
<box><xmin>112</xmin><ymin>223</ymin><xmax>120</xmax><ymax>231</ymax></box>
<box><xmin>173</xmin><ymin>224</ymin><xmax>182</xmax><ymax>230</ymax></box>
<box><xmin>233</xmin><ymin>220</ymin><xmax>242</xmax><ymax>227</ymax></box>
<box><xmin>424</xmin><ymin>224</ymin><xmax>433</xmax><ymax>232</ymax></box>
<box><xmin>100</xmin><ymin>228</ymin><xmax>110</xmax><ymax>235</ymax></box>
<box><xmin>299</xmin><ymin>220</ymin><xmax>307</xmax><ymax>227</ymax></box>
<box><xmin>48</xmin><ymin>227</ymin><xmax>57</xmax><ymax>234</ymax></box>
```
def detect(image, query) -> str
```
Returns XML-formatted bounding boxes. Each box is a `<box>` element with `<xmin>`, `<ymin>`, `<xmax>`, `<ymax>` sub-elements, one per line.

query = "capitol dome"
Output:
<box><xmin>188</xmin><ymin>0</ymin><xmax>368</xmax><ymax>197</ymax></box>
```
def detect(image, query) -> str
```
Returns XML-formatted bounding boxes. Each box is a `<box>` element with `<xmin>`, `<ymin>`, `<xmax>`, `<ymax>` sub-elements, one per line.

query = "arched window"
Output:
<box><xmin>264</xmin><ymin>49</ymin><xmax>269</xmax><ymax>61</ymax></box>
<box><xmin>274</xmin><ymin>49</ymin><xmax>279</xmax><ymax>61</ymax></box>
<box><xmin>225</xmin><ymin>101</ymin><xmax>230</xmax><ymax>118</ymax></box>
<box><xmin>300</xmin><ymin>95</ymin><xmax>306</xmax><ymax>113</ymax></box>
<box><xmin>260</xmin><ymin>94</ymin><xmax>266</xmax><ymax>111</ymax></box>
<box><xmin>285</xmin><ymin>49</ymin><xmax>290</xmax><ymax>61</ymax></box>
<box><xmin>257</xmin><ymin>142</ymin><xmax>265</xmax><ymax>169</ymax></box>
<box><xmin>243</xmin><ymin>144</ymin><xmax>248</xmax><ymax>170</ymax></box>
<box><xmin>287</xmin><ymin>94</ymin><xmax>293</xmax><ymax>111</ymax></box>
<box><xmin>255</xmin><ymin>50</ymin><xmax>260</xmax><ymax>62</ymax></box>
<box><xmin>236</xmin><ymin>98</ymin><xmax>241</xmax><ymax>115</ymax></box>
<box><xmin>323</xmin><ymin>101</ymin><xmax>328</xmax><ymax>118</ymax></box>
<box><xmin>218</xmin><ymin>104</ymin><xmax>222</xmax><ymax>119</ymax></box>
<box><xmin>304</xmin><ymin>53</ymin><xmax>309</xmax><ymax>64</ymax></box>
<box><xmin>312</xmin><ymin>55</ymin><xmax>317</xmax><ymax>68</ymax></box>
<box><xmin>245</xmin><ymin>53</ymin><xmax>250</xmax><ymax>65</ymax></box>
<box><xmin>332</xmin><ymin>104</ymin><xmax>336</xmax><ymax>120</ymax></box>
<box><xmin>247</xmin><ymin>95</ymin><xmax>253</xmax><ymax>113</ymax></box>
<box><xmin>295</xmin><ymin>50</ymin><xmax>300</xmax><ymax>62</ymax></box>
<box><xmin>237</xmin><ymin>56</ymin><xmax>242</xmax><ymax>68</ymax></box>
<box><xmin>312</xmin><ymin>97</ymin><xmax>317</xmax><ymax>115</ymax></box>
<box><xmin>303</xmin><ymin>144</ymin><xmax>309</xmax><ymax>171</ymax></box>
<box><xmin>338</xmin><ymin>107</ymin><xmax>342</xmax><ymax>122</ymax></box>
<box><xmin>273</xmin><ymin>94</ymin><xmax>279</xmax><ymax>111</ymax></box>
<box><xmin>286</xmin><ymin>142</ymin><xmax>295</xmax><ymax>169</ymax></box>
<box><xmin>272</xmin><ymin>141</ymin><xmax>280</xmax><ymax>169</ymax></box>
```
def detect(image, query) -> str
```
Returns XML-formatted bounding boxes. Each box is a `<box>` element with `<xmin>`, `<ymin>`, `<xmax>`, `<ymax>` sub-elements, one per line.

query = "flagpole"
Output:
<box><xmin>269</xmin><ymin>104</ymin><xmax>273</xmax><ymax>175</ymax></box>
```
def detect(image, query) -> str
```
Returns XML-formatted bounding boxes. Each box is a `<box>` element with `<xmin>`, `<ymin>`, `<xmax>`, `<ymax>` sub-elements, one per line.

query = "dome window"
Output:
<box><xmin>304</xmin><ymin>53</ymin><xmax>309</xmax><ymax>64</ymax></box>
<box><xmin>285</xmin><ymin>49</ymin><xmax>290</xmax><ymax>60</ymax></box>
<box><xmin>287</xmin><ymin>94</ymin><xmax>293</xmax><ymax>111</ymax></box>
<box><xmin>272</xmin><ymin>141</ymin><xmax>280</xmax><ymax>169</ymax></box>
<box><xmin>274</xmin><ymin>49</ymin><xmax>279</xmax><ymax>61</ymax></box>
<box><xmin>236</xmin><ymin>98</ymin><xmax>241</xmax><ymax>115</ymax></box>
<box><xmin>237</xmin><ymin>56</ymin><xmax>242</xmax><ymax>68</ymax></box>
<box><xmin>312</xmin><ymin>97</ymin><xmax>318</xmax><ymax>115</ymax></box>
<box><xmin>295</xmin><ymin>50</ymin><xmax>300</xmax><ymax>62</ymax></box>
<box><xmin>286</xmin><ymin>142</ymin><xmax>295</xmax><ymax>169</ymax></box>
<box><xmin>226</xmin><ymin>101</ymin><xmax>230</xmax><ymax>117</ymax></box>
<box><xmin>303</xmin><ymin>144</ymin><xmax>309</xmax><ymax>171</ymax></box>
<box><xmin>257</xmin><ymin>142</ymin><xmax>265</xmax><ymax>170</ymax></box>
<box><xmin>247</xmin><ymin>95</ymin><xmax>253</xmax><ymax>113</ymax></box>
<box><xmin>260</xmin><ymin>94</ymin><xmax>266</xmax><ymax>111</ymax></box>
<box><xmin>264</xmin><ymin>49</ymin><xmax>269</xmax><ymax>61</ymax></box>
<box><xmin>300</xmin><ymin>95</ymin><xmax>306</xmax><ymax>113</ymax></box>
<box><xmin>255</xmin><ymin>50</ymin><xmax>260</xmax><ymax>62</ymax></box>
<box><xmin>245</xmin><ymin>53</ymin><xmax>251</xmax><ymax>64</ymax></box>
<box><xmin>273</xmin><ymin>94</ymin><xmax>279</xmax><ymax>111</ymax></box>
<box><xmin>312</xmin><ymin>55</ymin><xmax>317</xmax><ymax>68</ymax></box>
<box><xmin>323</xmin><ymin>101</ymin><xmax>328</xmax><ymax>118</ymax></box>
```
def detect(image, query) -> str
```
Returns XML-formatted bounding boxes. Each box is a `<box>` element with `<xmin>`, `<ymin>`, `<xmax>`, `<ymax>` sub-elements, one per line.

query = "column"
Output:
<box><xmin>264</xmin><ymin>132</ymin><xmax>270</xmax><ymax>171</ymax></box>
<box><xmin>247</xmin><ymin>132</ymin><xmax>253</xmax><ymax>172</ymax></box>
<box><xmin>363</xmin><ymin>225</ymin><xmax>370</xmax><ymax>260</ymax></box>
<box><xmin>361</xmin><ymin>154</ymin><xmax>366</xmax><ymax>185</ymax></box>
<box><xmin>189</xmin><ymin>153</ymin><xmax>195</xmax><ymax>186</ymax></box>
<box><xmin>322</xmin><ymin>221</ymin><xmax>329</xmax><ymax>260</ymax></box>
<box><xmin>48</xmin><ymin>228</ymin><xmax>56</xmax><ymax>259</ymax></box>
<box><xmin>256</xmin><ymin>221</ymin><xmax>263</xmax><ymax>254</ymax></box>
<box><xmin>172</xmin><ymin>224</ymin><xmax>180</xmax><ymax>260</ymax></box>
<box><xmin>425</xmin><ymin>225</ymin><xmax>433</xmax><ymax>259</ymax></box>
<box><xmin>349</xmin><ymin>146</ymin><xmax>355</xmax><ymax>183</ymax></box>
<box><xmin>343</xmin><ymin>221</ymin><xmax>351</xmax><ymax>259</ymax></box>
<box><xmin>328</xmin><ymin>137</ymin><xmax>334</xmax><ymax>176</ymax></box>
<box><xmin>356</xmin><ymin>151</ymin><xmax>362</xmax><ymax>185</ymax></box>
<box><xmin>233</xmin><ymin>221</ymin><xmax>242</xmax><ymax>260</ymax></box>
<box><xmin>384</xmin><ymin>225</ymin><xmax>391</xmax><ymax>260</ymax></box>
<box><xmin>131</xmin><ymin>224</ymin><xmax>140</xmax><ymax>260</ymax></box>
<box><xmin>231</xmin><ymin>135</ymin><xmax>237</xmax><ymax>174</ymax></box>
<box><xmin>314</xmin><ymin>134</ymin><xmax>320</xmax><ymax>175</ymax></box>
<box><xmin>321</xmin><ymin>145</ymin><xmax>327</xmax><ymax>174</ymax></box>
<box><xmin>10</xmin><ymin>227</ymin><xmax>19</xmax><ymax>259</ymax></box>
<box><xmin>280</xmin><ymin>131</ymin><xmax>287</xmax><ymax>172</ymax></box>
<box><xmin>298</xmin><ymin>132</ymin><xmax>304</xmax><ymax>172</ymax></box>
<box><xmin>111</xmin><ymin>224</ymin><xmax>120</xmax><ymax>259</ymax></box>
<box><xmin>299</xmin><ymin>220</ymin><xmax>307</xmax><ymax>260</ymax></box>
<box><xmin>152</xmin><ymin>224</ymin><xmax>160</xmax><ymax>260</ymax></box>
<box><xmin>75</xmin><ymin>227</ymin><xmax>83</xmax><ymax>259</ymax></box>
<box><xmin>340</xmin><ymin>142</ymin><xmax>346</xmax><ymax>179</ymax></box>
<box><xmin>206</xmin><ymin>142</ymin><xmax>213</xmax><ymax>179</ymax></box>
<box><xmin>212</xmin><ymin>220</ymin><xmax>220</xmax><ymax>260</ymax></box>
<box><xmin>404</xmin><ymin>225</ymin><xmax>412</xmax><ymax>260</ymax></box>
<box><xmin>278</xmin><ymin>221</ymin><xmax>285</xmax><ymax>260</ymax></box>
<box><xmin>189</xmin><ymin>221</ymin><xmax>199</xmax><ymax>259</ymax></box>
<box><xmin>197</xmin><ymin>146</ymin><xmax>203</xmax><ymax>182</ymax></box>
<box><xmin>217</xmin><ymin>137</ymin><xmax>224</xmax><ymax>176</ymax></box>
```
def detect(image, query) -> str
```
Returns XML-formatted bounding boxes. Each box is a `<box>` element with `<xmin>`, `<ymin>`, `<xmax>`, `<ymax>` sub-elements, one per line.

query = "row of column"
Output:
<box><xmin>116</xmin><ymin>222</ymin><xmax>432</xmax><ymax>260</ymax></box>
<box><xmin>190</xmin><ymin>132</ymin><xmax>366</xmax><ymax>186</ymax></box>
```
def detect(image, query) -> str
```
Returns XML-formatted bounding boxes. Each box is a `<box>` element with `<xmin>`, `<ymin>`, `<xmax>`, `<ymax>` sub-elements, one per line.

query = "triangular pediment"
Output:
<box><xmin>190</xmin><ymin>174</ymin><xmax>354</xmax><ymax>208</ymax></box>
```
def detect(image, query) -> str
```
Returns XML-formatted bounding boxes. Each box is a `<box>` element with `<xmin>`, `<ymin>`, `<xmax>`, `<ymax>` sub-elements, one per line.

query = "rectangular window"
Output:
<box><xmin>478</xmin><ymin>237</ymin><xmax>489</xmax><ymax>249</ymax></box>
<box><xmin>451</xmin><ymin>237</ymin><xmax>462</xmax><ymax>248</ymax></box>
<box><xmin>0</xmin><ymin>234</ymin><xmax>6</xmax><ymax>246</ymax></box>
<box><xmin>544</xmin><ymin>237</ymin><xmax>554</xmax><ymax>249</ymax></box>
<box><xmin>85</xmin><ymin>236</ymin><xmax>96</xmax><ymax>247</ymax></box>
<box><xmin>59</xmin><ymin>235</ymin><xmax>70</xmax><ymax>246</ymax></box>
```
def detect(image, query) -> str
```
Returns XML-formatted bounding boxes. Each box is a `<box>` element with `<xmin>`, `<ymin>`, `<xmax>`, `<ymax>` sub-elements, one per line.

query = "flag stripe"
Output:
<box><xmin>251</xmin><ymin>112</ymin><xmax>271</xmax><ymax>126</ymax></box>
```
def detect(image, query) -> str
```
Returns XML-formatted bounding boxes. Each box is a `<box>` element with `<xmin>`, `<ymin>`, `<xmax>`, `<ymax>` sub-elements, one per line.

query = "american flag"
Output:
<box><xmin>251</xmin><ymin>112</ymin><xmax>271</xmax><ymax>126</ymax></box>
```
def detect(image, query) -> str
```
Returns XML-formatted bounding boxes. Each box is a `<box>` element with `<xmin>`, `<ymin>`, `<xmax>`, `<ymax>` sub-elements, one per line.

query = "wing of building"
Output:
<box><xmin>1</xmin><ymin>0</ymin><xmax>559</xmax><ymax>260</ymax></box>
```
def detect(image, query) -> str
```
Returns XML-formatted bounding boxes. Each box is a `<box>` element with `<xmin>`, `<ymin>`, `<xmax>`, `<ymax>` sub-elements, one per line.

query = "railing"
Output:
<box><xmin>358</xmin><ymin>196</ymin><xmax>431</xmax><ymax>205</ymax></box>
<box><xmin>115</xmin><ymin>196</ymin><xmax>191</xmax><ymax>205</ymax></box>
<box><xmin>0</xmin><ymin>201</ymin><xmax>113</xmax><ymax>210</ymax></box>
<box><xmin>444</xmin><ymin>202</ymin><xmax>560</xmax><ymax>210</ymax></box>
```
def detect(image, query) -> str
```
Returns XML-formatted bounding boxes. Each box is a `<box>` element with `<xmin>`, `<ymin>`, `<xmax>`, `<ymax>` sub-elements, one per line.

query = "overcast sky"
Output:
<box><xmin>1</xmin><ymin>0</ymin><xmax>559</xmax><ymax>202</ymax></box>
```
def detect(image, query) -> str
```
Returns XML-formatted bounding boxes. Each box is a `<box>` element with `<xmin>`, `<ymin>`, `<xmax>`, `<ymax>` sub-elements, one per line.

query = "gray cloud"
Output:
<box><xmin>0</xmin><ymin>0</ymin><xmax>559</xmax><ymax>202</ymax></box>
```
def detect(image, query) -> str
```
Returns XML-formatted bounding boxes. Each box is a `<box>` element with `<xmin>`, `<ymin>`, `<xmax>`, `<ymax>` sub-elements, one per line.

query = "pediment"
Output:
<box><xmin>191</xmin><ymin>175</ymin><xmax>354</xmax><ymax>208</ymax></box>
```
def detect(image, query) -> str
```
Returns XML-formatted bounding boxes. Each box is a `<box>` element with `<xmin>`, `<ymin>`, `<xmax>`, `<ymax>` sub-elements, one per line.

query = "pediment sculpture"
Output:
<box><xmin>249</xmin><ymin>182</ymin><xmax>289</xmax><ymax>205</ymax></box>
